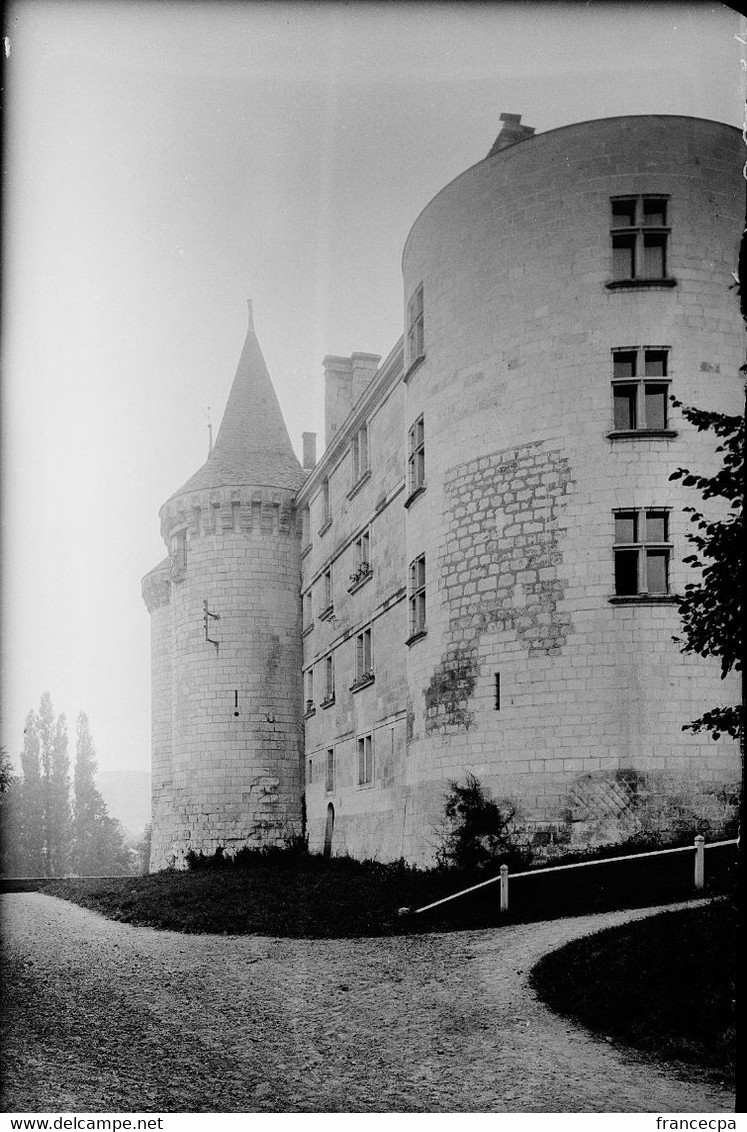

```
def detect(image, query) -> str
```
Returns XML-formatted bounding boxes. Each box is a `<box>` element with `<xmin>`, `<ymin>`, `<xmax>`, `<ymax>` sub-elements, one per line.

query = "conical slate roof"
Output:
<box><xmin>170</xmin><ymin>304</ymin><xmax>305</xmax><ymax>500</ymax></box>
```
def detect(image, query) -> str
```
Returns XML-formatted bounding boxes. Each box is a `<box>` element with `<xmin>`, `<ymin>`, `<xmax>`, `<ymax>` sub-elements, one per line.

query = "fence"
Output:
<box><xmin>411</xmin><ymin>836</ymin><xmax>738</xmax><ymax>917</ymax></box>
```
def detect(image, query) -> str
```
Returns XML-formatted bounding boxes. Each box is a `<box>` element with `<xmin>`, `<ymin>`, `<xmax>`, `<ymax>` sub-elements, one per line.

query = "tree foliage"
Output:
<box><xmin>135</xmin><ymin>823</ymin><xmax>152</xmax><ymax>874</ymax></box>
<box><xmin>72</xmin><ymin>712</ymin><xmax>131</xmax><ymax>876</ymax></box>
<box><xmin>669</xmin><ymin>394</ymin><xmax>743</xmax><ymax>741</ymax></box>
<box><xmin>1</xmin><ymin>697</ymin><xmax>133</xmax><ymax>877</ymax></box>
<box><xmin>17</xmin><ymin>709</ymin><xmax>46</xmax><ymax>873</ymax></box>
<box><xmin>48</xmin><ymin>714</ymin><xmax>72</xmax><ymax>875</ymax></box>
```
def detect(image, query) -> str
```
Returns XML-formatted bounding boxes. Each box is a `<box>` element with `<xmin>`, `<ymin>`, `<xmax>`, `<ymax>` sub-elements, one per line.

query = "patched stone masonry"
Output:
<box><xmin>426</xmin><ymin>441</ymin><xmax>573</xmax><ymax>734</ymax></box>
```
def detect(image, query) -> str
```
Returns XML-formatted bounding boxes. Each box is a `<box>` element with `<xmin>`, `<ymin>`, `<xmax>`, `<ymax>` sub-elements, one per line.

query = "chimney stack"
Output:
<box><xmin>323</xmin><ymin>353</ymin><xmax>382</xmax><ymax>447</ymax></box>
<box><xmin>323</xmin><ymin>356</ymin><xmax>353</xmax><ymax>447</ymax></box>
<box><xmin>487</xmin><ymin>113</ymin><xmax>536</xmax><ymax>158</ymax></box>
<box><xmin>302</xmin><ymin>431</ymin><xmax>317</xmax><ymax>470</ymax></box>
<box><xmin>351</xmin><ymin>353</ymin><xmax>381</xmax><ymax>404</ymax></box>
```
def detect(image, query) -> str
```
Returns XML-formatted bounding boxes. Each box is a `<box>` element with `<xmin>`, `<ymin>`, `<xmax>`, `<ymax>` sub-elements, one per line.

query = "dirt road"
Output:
<box><xmin>1</xmin><ymin>893</ymin><xmax>732</xmax><ymax>1113</ymax></box>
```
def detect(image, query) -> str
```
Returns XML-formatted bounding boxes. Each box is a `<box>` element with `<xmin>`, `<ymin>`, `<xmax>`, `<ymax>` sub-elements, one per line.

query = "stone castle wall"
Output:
<box><xmin>142</xmin><ymin>564</ymin><xmax>174</xmax><ymax>868</ymax></box>
<box><xmin>147</xmin><ymin>485</ymin><xmax>304</xmax><ymax>869</ymax></box>
<box><xmin>146</xmin><ymin>116</ymin><xmax>742</xmax><ymax>870</ymax></box>
<box><xmin>397</xmin><ymin>115</ymin><xmax>742</xmax><ymax>861</ymax></box>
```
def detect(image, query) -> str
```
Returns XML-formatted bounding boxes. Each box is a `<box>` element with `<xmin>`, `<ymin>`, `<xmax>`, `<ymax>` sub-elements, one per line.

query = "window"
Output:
<box><xmin>611</xmin><ymin>348</ymin><xmax>671</xmax><ymax>433</ymax></box>
<box><xmin>610</xmin><ymin>196</ymin><xmax>670</xmax><ymax>282</ymax></box>
<box><xmin>356</xmin><ymin>529</ymin><xmax>370</xmax><ymax>566</ymax></box>
<box><xmin>318</xmin><ymin>568</ymin><xmax>334</xmax><ymax>620</ymax></box>
<box><xmin>613</xmin><ymin>509</ymin><xmax>671</xmax><ymax>597</ymax></box>
<box><xmin>304</xmin><ymin>668</ymin><xmax>314</xmax><ymax>714</ymax></box>
<box><xmin>170</xmin><ymin>529</ymin><xmax>187</xmax><ymax>575</ymax></box>
<box><xmin>319</xmin><ymin>477</ymin><xmax>331</xmax><ymax>531</ymax></box>
<box><xmin>408</xmin><ymin>554</ymin><xmax>426</xmax><ymax>639</ymax></box>
<box><xmin>303</xmin><ymin>591</ymin><xmax>313</xmax><ymax>630</ymax></box>
<box><xmin>357</xmin><ymin>734</ymin><xmax>373</xmax><ymax>786</ymax></box>
<box><xmin>322</xmin><ymin>653</ymin><xmax>335</xmax><ymax>705</ymax></box>
<box><xmin>407</xmin><ymin>283</ymin><xmax>424</xmax><ymax>368</ymax></box>
<box><xmin>349</xmin><ymin>530</ymin><xmax>371</xmax><ymax>589</ymax></box>
<box><xmin>351</xmin><ymin>425</ymin><xmax>369</xmax><ymax>484</ymax></box>
<box><xmin>407</xmin><ymin>415</ymin><xmax>425</xmax><ymax>498</ymax></box>
<box><xmin>325</xmin><ymin>749</ymin><xmax>334</xmax><ymax>793</ymax></box>
<box><xmin>353</xmin><ymin>626</ymin><xmax>374</xmax><ymax>687</ymax></box>
<box><xmin>306</xmin><ymin>758</ymin><xmax>313</xmax><ymax>785</ymax></box>
<box><xmin>494</xmin><ymin>673</ymin><xmax>501</xmax><ymax>711</ymax></box>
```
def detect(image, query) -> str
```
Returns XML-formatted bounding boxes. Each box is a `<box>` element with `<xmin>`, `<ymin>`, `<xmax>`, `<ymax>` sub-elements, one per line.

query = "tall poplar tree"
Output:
<box><xmin>48</xmin><ymin>714</ymin><xmax>72</xmax><ymax>874</ymax></box>
<box><xmin>0</xmin><ymin>747</ymin><xmax>20</xmax><ymax>875</ymax></box>
<box><xmin>72</xmin><ymin>712</ymin><xmax>130</xmax><ymax>875</ymax></box>
<box><xmin>17</xmin><ymin>710</ymin><xmax>45</xmax><ymax>874</ymax></box>
<box><xmin>37</xmin><ymin>692</ymin><xmax>55</xmax><ymax>873</ymax></box>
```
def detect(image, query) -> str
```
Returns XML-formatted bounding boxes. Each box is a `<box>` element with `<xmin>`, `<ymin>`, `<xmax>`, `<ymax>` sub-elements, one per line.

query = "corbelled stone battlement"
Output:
<box><xmin>141</xmin><ymin>560</ymin><xmax>170</xmax><ymax>613</ymax></box>
<box><xmin>159</xmin><ymin>484</ymin><xmax>299</xmax><ymax>541</ymax></box>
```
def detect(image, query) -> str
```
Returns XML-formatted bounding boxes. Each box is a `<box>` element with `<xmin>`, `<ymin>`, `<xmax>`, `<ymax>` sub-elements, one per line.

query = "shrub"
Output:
<box><xmin>435</xmin><ymin>774</ymin><xmax>527</xmax><ymax>872</ymax></box>
<box><xmin>185</xmin><ymin>837</ymin><xmax>310</xmax><ymax>871</ymax></box>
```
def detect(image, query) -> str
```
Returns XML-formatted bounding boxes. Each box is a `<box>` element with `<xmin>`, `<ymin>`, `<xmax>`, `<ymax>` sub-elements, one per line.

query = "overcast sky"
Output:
<box><xmin>2</xmin><ymin>0</ymin><xmax>744</xmax><ymax>776</ymax></box>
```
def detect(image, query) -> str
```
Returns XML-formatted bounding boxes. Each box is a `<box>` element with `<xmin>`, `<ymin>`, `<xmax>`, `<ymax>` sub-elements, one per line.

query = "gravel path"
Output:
<box><xmin>1</xmin><ymin>893</ymin><xmax>733</xmax><ymax>1113</ymax></box>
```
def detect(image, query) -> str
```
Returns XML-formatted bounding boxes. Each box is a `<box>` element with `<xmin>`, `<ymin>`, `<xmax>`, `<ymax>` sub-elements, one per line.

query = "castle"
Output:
<box><xmin>143</xmin><ymin>114</ymin><xmax>743</xmax><ymax>871</ymax></box>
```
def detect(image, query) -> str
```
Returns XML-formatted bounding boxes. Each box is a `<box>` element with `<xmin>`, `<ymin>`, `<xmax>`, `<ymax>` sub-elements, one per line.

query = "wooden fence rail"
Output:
<box><xmin>411</xmin><ymin>836</ymin><xmax>738</xmax><ymax>917</ymax></box>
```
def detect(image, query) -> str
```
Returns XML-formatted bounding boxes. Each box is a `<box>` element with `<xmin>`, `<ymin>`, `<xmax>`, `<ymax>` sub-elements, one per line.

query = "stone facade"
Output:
<box><xmin>299</xmin><ymin>115</ymin><xmax>742</xmax><ymax>865</ymax></box>
<box><xmin>145</xmin><ymin>115</ymin><xmax>743</xmax><ymax>870</ymax></box>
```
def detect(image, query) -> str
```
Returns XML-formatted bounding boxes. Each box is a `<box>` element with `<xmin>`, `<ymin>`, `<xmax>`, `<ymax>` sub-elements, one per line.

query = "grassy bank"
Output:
<box><xmin>42</xmin><ymin>854</ymin><xmax>439</xmax><ymax>937</ymax></box>
<box><xmin>37</xmin><ymin>841</ymin><xmax>737</xmax><ymax>938</ymax></box>
<box><xmin>530</xmin><ymin>901</ymin><xmax>737</xmax><ymax>1087</ymax></box>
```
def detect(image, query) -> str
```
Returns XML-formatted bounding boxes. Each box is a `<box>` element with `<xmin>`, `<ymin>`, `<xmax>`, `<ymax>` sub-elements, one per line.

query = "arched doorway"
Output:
<box><xmin>323</xmin><ymin>803</ymin><xmax>335</xmax><ymax>858</ymax></box>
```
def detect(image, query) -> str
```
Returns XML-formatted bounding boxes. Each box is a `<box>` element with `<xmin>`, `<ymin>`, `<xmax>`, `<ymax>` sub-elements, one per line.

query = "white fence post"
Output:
<box><xmin>500</xmin><ymin>864</ymin><xmax>509</xmax><ymax>912</ymax></box>
<box><xmin>694</xmin><ymin>835</ymin><xmax>705</xmax><ymax>891</ymax></box>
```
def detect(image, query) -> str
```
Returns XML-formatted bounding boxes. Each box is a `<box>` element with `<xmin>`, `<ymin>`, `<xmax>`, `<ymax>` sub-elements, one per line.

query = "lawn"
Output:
<box><xmin>38</xmin><ymin>841</ymin><xmax>737</xmax><ymax>938</ymax></box>
<box><xmin>530</xmin><ymin>900</ymin><xmax>737</xmax><ymax>1087</ymax></box>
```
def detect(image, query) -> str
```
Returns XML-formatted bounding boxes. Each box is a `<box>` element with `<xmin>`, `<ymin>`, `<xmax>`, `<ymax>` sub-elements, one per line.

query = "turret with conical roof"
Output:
<box><xmin>169</xmin><ymin>301</ymin><xmax>305</xmax><ymax>498</ymax></box>
<box><xmin>143</xmin><ymin>306</ymin><xmax>306</xmax><ymax>869</ymax></box>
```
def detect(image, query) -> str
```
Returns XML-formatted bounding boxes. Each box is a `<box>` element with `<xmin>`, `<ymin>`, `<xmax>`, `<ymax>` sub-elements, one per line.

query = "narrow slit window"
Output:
<box><xmin>325</xmin><ymin>654</ymin><xmax>335</xmax><ymax>701</ymax></box>
<box><xmin>407</xmin><ymin>283</ymin><xmax>424</xmax><ymax>367</ymax></box>
<box><xmin>408</xmin><ymin>554</ymin><xmax>426</xmax><ymax>637</ymax></box>
<box><xmin>355</xmin><ymin>627</ymin><xmax>373</xmax><ymax>681</ymax></box>
<box><xmin>357</xmin><ymin>734</ymin><xmax>373</xmax><ymax>785</ymax></box>
<box><xmin>408</xmin><ymin>415</ymin><xmax>425</xmax><ymax>495</ymax></box>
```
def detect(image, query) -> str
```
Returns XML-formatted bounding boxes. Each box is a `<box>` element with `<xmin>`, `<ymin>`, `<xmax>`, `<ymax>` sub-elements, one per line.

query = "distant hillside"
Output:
<box><xmin>97</xmin><ymin>770</ymin><xmax>151</xmax><ymax>840</ymax></box>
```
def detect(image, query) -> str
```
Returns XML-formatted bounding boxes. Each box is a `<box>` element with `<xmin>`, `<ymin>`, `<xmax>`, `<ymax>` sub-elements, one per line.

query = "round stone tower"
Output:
<box><xmin>143</xmin><ymin>304</ymin><xmax>306</xmax><ymax>869</ymax></box>
<box><xmin>399</xmin><ymin>115</ymin><xmax>743</xmax><ymax>852</ymax></box>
